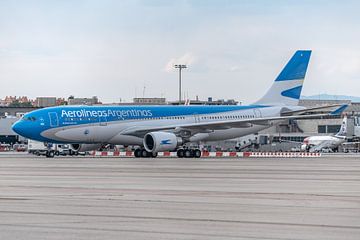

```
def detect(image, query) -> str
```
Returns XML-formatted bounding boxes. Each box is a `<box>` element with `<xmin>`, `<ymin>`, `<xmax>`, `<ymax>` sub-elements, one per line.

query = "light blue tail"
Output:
<box><xmin>255</xmin><ymin>50</ymin><xmax>312</xmax><ymax>106</ymax></box>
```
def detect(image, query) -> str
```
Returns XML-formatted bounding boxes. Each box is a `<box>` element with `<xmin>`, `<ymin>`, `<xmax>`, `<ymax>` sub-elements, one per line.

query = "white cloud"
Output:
<box><xmin>164</xmin><ymin>53</ymin><xmax>197</xmax><ymax>72</ymax></box>
<box><xmin>317</xmin><ymin>49</ymin><xmax>360</xmax><ymax>76</ymax></box>
<box><xmin>229</xmin><ymin>66</ymin><xmax>240</xmax><ymax>72</ymax></box>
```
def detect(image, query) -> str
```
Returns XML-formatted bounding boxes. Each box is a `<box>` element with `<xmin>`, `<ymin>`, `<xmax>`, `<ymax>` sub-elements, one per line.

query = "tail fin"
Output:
<box><xmin>255</xmin><ymin>50</ymin><xmax>312</xmax><ymax>106</ymax></box>
<box><xmin>335</xmin><ymin>115</ymin><xmax>347</xmax><ymax>137</ymax></box>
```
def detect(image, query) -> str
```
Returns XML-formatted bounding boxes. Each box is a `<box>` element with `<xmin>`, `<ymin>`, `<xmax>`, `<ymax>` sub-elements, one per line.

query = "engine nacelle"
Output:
<box><xmin>143</xmin><ymin>132</ymin><xmax>182</xmax><ymax>153</ymax></box>
<box><xmin>301</xmin><ymin>143</ymin><xmax>312</xmax><ymax>152</ymax></box>
<box><xmin>70</xmin><ymin>144</ymin><xmax>102</xmax><ymax>152</ymax></box>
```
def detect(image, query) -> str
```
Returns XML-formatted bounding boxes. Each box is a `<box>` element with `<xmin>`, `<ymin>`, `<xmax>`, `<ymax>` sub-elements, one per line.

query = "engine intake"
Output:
<box><xmin>143</xmin><ymin>132</ymin><xmax>182</xmax><ymax>153</ymax></box>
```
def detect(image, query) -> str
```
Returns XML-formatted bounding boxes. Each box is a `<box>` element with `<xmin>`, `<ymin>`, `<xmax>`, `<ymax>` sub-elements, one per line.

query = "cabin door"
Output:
<box><xmin>253</xmin><ymin>109</ymin><xmax>262</xmax><ymax>118</ymax></box>
<box><xmin>48</xmin><ymin>112</ymin><xmax>59</xmax><ymax>127</ymax></box>
<box><xmin>194</xmin><ymin>114</ymin><xmax>201</xmax><ymax>123</ymax></box>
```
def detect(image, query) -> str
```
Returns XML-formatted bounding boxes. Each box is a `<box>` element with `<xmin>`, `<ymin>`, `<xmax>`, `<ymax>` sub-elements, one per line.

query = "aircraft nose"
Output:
<box><xmin>12</xmin><ymin>121</ymin><xmax>24</xmax><ymax>136</ymax></box>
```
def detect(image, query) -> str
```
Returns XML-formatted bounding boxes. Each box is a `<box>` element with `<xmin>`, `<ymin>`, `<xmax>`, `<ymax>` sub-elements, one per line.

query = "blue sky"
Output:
<box><xmin>1</xmin><ymin>0</ymin><xmax>360</xmax><ymax>103</ymax></box>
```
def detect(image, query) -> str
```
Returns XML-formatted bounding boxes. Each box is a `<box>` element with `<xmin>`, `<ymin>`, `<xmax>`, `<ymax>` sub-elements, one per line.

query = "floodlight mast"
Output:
<box><xmin>174</xmin><ymin>64</ymin><xmax>187</xmax><ymax>105</ymax></box>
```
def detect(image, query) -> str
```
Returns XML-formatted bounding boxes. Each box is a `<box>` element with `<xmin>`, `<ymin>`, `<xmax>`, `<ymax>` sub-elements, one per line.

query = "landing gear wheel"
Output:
<box><xmin>184</xmin><ymin>149</ymin><xmax>193</xmax><ymax>158</ymax></box>
<box><xmin>177</xmin><ymin>149</ymin><xmax>184</xmax><ymax>158</ymax></box>
<box><xmin>141</xmin><ymin>149</ymin><xmax>150</xmax><ymax>158</ymax></box>
<box><xmin>134</xmin><ymin>149</ymin><xmax>142</xmax><ymax>158</ymax></box>
<box><xmin>194</xmin><ymin>149</ymin><xmax>201</xmax><ymax>158</ymax></box>
<box><xmin>151</xmin><ymin>152</ymin><xmax>158</xmax><ymax>158</ymax></box>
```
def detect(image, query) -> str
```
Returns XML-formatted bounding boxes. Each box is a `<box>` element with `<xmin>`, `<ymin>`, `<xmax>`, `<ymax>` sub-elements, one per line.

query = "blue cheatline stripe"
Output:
<box><xmin>281</xmin><ymin>85</ymin><xmax>303</xmax><ymax>99</ymax></box>
<box><xmin>275</xmin><ymin>50</ymin><xmax>311</xmax><ymax>81</ymax></box>
<box><xmin>37</xmin><ymin>104</ymin><xmax>270</xmax><ymax>126</ymax></box>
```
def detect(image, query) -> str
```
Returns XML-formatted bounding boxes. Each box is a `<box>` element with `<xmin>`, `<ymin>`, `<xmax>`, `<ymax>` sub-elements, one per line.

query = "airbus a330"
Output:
<box><xmin>12</xmin><ymin>50</ymin><xmax>346</xmax><ymax>158</ymax></box>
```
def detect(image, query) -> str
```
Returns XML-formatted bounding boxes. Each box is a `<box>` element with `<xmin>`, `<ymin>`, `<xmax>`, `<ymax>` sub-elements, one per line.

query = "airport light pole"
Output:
<box><xmin>174</xmin><ymin>64</ymin><xmax>187</xmax><ymax>105</ymax></box>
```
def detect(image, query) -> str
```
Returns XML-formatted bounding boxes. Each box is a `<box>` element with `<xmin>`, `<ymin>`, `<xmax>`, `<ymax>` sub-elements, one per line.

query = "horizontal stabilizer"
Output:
<box><xmin>281</xmin><ymin>104</ymin><xmax>344</xmax><ymax>116</ymax></box>
<box><xmin>330</xmin><ymin>104</ymin><xmax>348</xmax><ymax>115</ymax></box>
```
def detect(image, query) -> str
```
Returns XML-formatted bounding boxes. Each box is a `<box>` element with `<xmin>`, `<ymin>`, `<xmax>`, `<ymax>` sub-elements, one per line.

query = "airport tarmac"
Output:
<box><xmin>0</xmin><ymin>154</ymin><xmax>359</xmax><ymax>240</ymax></box>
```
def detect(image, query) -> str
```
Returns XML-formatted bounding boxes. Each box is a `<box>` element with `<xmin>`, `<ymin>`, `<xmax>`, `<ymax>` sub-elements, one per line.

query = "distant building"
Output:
<box><xmin>18</xmin><ymin>96</ymin><xmax>30</xmax><ymax>103</ymax></box>
<box><xmin>0</xmin><ymin>106</ymin><xmax>40</xmax><ymax>118</ymax></box>
<box><xmin>35</xmin><ymin>97</ymin><xmax>57</xmax><ymax>107</ymax></box>
<box><xmin>0</xmin><ymin>96</ymin><xmax>33</xmax><ymax>107</ymax></box>
<box><xmin>0</xmin><ymin>99</ymin><xmax>7</xmax><ymax>107</ymax></box>
<box><xmin>68</xmin><ymin>96</ymin><xmax>99</xmax><ymax>105</ymax></box>
<box><xmin>169</xmin><ymin>96</ymin><xmax>239</xmax><ymax>105</ymax></box>
<box><xmin>56</xmin><ymin>98</ymin><xmax>67</xmax><ymax>106</ymax></box>
<box><xmin>3</xmin><ymin>96</ymin><xmax>17</xmax><ymax>106</ymax></box>
<box><xmin>133</xmin><ymin>98</ymin><xmax>166</xmax><ymax>105</ymax></box>
<box><xmin>0</xmin><ymin>117</ymin><xmax>21</xmax><ymax>144</ymax></box>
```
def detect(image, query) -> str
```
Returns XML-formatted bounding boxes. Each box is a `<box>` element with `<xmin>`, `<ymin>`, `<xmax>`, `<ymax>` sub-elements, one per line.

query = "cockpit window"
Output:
<box><xmin>22</xmin><ymin>116</ymin><xmax>36</xmax><ymax>121</ymax></box>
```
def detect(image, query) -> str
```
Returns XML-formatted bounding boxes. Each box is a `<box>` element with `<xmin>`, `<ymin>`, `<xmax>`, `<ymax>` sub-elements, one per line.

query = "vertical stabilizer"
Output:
<box><xmin>335</xmin><ymin>115</ymin><xmax>347</xmax><ymax>137</ymax></box>
<box><xmin>255</xmin><ymin>50</ymin><xmax>311</xmax><ymax>106</ymax></box>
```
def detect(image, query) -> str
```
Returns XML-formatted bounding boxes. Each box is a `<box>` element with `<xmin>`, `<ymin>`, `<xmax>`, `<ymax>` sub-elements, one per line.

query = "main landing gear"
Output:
<box><xmin>134</xmin><ymin>148</ymin><xmax>158</xmax><ymax>158</ymax></box>
<box><xmin>134</xmin><ymin>148</ymin><xmax>202</xmax><ymax>158</ymax></box>
<box><xmin>177</xmin><ymin>148</ymin><xmax>201</xmax><ymax>158</ymax></box>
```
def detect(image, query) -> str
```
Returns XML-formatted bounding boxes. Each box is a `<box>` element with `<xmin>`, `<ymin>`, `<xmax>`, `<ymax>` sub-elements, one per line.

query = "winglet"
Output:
<box><xmin>330</xmin><ymin>104</ymin><xmax>348</xmax><ymax>115</ymax></box>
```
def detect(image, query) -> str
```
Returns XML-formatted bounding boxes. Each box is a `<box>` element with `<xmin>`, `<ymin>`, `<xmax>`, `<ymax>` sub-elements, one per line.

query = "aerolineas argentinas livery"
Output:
<box><xmin>12</xmin><ymin>50</ymin><xmax>344</xmax><ymax>158</ymax></box>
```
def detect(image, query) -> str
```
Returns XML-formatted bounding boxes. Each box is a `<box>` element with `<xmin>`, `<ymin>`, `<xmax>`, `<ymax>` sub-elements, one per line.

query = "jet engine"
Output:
<box><xmin>143</xmin><ymin>132</ymin><xmax>182</xmax><ymax>153</ymax></box>
<box><xmin>300</xmin><ymin>144</ymin><xmax>307</xmax><ymax>152</ymax></box>
<box><xmin>70</xmin><ymin>144</ymin><xmax>102</xmax><ymax>152</ymax></box>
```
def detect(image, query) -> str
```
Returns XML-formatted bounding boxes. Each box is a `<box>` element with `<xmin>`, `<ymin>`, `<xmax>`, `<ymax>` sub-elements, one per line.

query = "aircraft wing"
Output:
<box><xmin>278</xmin><ymin>138</ymin><xmax>303</xmax><ymax>144</ymax></box>
<box><xmin>121</xmin><ymin>112</ymin><xmax>342</xmax><ymax>138</ymax></box>
<box><xmin>343</xmin><ymin>141</ymin><xmax>360</xmax><ymax>145</ymax></box>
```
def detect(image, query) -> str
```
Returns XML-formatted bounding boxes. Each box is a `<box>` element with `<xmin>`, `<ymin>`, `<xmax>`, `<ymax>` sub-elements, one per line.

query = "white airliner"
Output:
<box><xmin>12</xmin><ymin>50</ymin><xmax>346</xmax><ymax>158</ymax></box>
<box><xmin>301</xmin><ymin>115</ymin><xmax>348</xmax><ymax>152</ymax></box>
